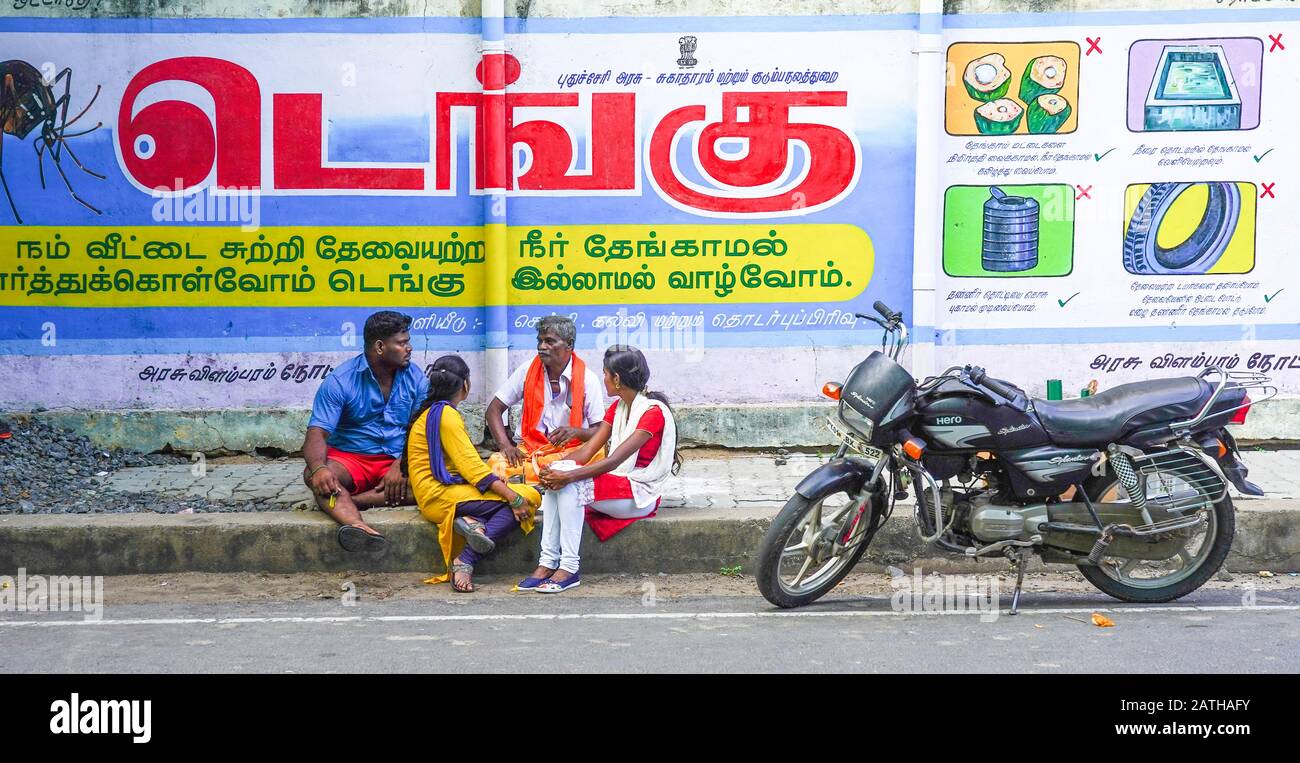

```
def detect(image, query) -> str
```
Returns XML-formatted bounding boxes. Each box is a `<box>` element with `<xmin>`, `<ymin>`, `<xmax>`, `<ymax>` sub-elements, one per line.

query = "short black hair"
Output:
<box><xmin>364</xmin><ymin>311</ymin><xmax>412</xmax><ymax>349</ymax></box>
<box><xmin>537</xmin><ymin>315</ymin><xmax>576</xmax><ymax>347</ymax></box>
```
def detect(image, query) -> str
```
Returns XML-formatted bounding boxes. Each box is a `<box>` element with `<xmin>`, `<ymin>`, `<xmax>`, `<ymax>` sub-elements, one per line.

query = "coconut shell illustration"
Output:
<box><xmin>1019</xmin><ymin>55</ymin><xmax>1067</xmax><ymax>103</ymax></box>
<box><xmin>974</xmin><ymin>97</ymin><xmax>1023</xmax><ymax>135</ymax></box>
<box><xmin>1027</xmin><ymin>93</ymin><xmax>1072</xmax><ymax>133</ymax></box>
<box><xmin>963</xmin><ymin>52</ymin><xmax>1012</xmax><ymax>102</ymax></box>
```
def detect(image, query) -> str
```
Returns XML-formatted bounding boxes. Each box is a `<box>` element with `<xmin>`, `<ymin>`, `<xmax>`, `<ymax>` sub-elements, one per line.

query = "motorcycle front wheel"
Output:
<box><xmin>756</xmin><ymin>490</ymin><xmax>875</xmax><ymax>609</ymax></box>
<box><xmin>1077</xmin><ymin>461</ymin><xmax>1235</xmax><ymax>604</ymax></box>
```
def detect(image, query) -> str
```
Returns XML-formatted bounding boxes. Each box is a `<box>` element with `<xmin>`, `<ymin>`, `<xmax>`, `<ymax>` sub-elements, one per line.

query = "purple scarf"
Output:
<box><xmin>425</xmin><ymin>401</ymin><xmax>467</xmax><ymax>485</ymax></box>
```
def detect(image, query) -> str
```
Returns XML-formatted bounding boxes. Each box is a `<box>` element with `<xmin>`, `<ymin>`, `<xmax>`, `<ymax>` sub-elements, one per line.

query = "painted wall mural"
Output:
<box><xmin>0</xmin><ymin>17</ymin><xmax>916</xmax><ymax>408</ymax></box>
<box><xmin>935</xmin><ymin>6</ymin><xmax>1299</xmax><ymax>396</ymax></box>
<box><xmin>3</xmin><ymin>3</ymin><xmax>1300</xmax><ymax>414</ymax></box>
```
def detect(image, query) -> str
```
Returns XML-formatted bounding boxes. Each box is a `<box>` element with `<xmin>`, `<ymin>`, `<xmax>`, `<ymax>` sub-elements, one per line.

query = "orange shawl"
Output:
<box><xmin>521</xmin><ymin>354</ymin><xmax>586</xmax><ymax>451</ymax></box>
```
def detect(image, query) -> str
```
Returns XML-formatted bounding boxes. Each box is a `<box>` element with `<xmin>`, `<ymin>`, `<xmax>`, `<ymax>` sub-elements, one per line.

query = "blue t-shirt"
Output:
<box><xmin>307</xmin><ymin>354</ymin><xmax>430</xmax><ymax>457</ymax></box>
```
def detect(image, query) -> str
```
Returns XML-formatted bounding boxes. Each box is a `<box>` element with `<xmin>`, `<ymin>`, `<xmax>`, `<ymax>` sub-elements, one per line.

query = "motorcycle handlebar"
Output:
<box><xmin>873</xmin><ymin>301</ymin><xmax>901</xmax><ymax>323</ymax></box>
<box><xmin>967</xmin><ymin>365</ymin><xmax>1016</xmax><ymax>400</ymax></box>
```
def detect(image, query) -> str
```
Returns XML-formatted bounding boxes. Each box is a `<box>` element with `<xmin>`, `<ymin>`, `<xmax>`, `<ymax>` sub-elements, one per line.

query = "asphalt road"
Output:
<box><xmin>3</xmin><ymin>582</ymin><xmax>1297</xmax><ymax>673</ymax></box>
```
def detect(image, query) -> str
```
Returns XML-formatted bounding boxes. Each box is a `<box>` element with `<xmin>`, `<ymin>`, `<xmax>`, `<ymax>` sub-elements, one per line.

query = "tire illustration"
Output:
<box><xmin>1123</xmin><ymin>181</ymin><xmax>1240</xmax><ymax>275</ymax></box>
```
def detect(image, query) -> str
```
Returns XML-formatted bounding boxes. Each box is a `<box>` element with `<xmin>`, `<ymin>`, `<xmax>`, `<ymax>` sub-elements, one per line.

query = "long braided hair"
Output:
<box><xmin>401</xmin><ymin>355</ymin><xmax>470</xmax><ymax>475</ymax></box>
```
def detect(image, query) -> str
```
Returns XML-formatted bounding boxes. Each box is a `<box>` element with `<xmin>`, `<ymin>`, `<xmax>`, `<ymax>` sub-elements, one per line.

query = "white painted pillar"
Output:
<box><xmin>911</xmin><ymin>0</ymin><xmax>945</xmax><ymax>381</ymax></box>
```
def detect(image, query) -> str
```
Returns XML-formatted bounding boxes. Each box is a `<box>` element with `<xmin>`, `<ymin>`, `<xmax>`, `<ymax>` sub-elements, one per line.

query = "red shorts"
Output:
<box><xmin>327</xmin><ymin>448</ymin><xmax>395</xmax><ymax>495</ymax></box>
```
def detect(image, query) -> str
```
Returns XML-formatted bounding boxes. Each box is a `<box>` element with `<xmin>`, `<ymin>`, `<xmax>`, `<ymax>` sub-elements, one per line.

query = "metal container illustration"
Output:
<box><xmin>1143</xmin><ymin>45</ymin><xmax>1241</xmax><ymax>131</ymax></box>
<box><xmin>981</xmin><ymin>186</ymin><xmax>1040</xmax><ymax>272</ymax></box>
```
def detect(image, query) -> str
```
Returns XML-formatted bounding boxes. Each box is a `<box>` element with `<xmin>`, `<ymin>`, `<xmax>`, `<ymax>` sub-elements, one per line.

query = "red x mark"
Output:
<box><xmin>1269</xmin><ymin>34</ymin><xmax>1285</xmax><ymax>52</ymax></box>
<box><xmin>1261</xmin><ymin>183</ymin><xmax>1276</xmax><ymax>199</ymax></box>
<box><xmin>1075</xmin><ymin>185</ymin><xmax>1092</xmax><ymax>200</ymax></box>
<box><xmin>1086</xmin><ymin>37</ymin><xmax>1102</xmax><ymax>56</ymax></box>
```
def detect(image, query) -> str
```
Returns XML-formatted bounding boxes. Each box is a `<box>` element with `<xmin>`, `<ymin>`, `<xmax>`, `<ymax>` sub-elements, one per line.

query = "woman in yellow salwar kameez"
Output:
<box><xmin>404</xmin><ymin>356</ymin><xmax>541</xmax><ymax>592</ymax></box>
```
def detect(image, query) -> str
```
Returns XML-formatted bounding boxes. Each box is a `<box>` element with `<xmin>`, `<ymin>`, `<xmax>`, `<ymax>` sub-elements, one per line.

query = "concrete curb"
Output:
<box><xmin>1</xmin><ymin>501</ymin><xmax>1296</xmax><ymax>577</ymax></box>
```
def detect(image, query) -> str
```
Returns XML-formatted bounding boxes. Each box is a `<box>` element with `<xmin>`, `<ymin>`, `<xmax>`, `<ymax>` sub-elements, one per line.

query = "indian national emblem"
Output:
<box><xmin>677</xmin><ymin>35</ymin><xmax>698</xmax><ymax>69</ymax></box>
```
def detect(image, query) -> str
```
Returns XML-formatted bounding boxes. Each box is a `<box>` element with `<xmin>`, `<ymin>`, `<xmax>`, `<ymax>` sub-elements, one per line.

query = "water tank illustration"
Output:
<box><xmin>981</xmin><ymin>186</ymin><xmax>1040</xmax><ymax>272</ymax></box>
<box><xmin>1143</xmin><ymin>45</ymin><xmax>1241</xmax><ymax>131</ymax></box>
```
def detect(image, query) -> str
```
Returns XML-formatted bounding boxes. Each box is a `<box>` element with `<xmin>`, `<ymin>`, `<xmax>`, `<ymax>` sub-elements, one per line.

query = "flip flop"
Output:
<box><xmin>337</xmin><ymin>525</ymin><xmax>388</xmax><ymax>553</ymax></box>
<box><xmin>535</xmin><ymin>573</ymin><xmax>581</xmax><ymax>594</ymax></box>
<box><xmin>451</xmin><ymin>562</ymin><xmax>475</xmax><ymax>593</ymax></box>
<box><xmin>454</xmin><ymin>516</ymin><xmax>496</xmax><ymax>555</ymax></box>
<box><xmin>514</xmin><ymin>571</ymin><xmax>554</xmax><ymax>592</ymax></box>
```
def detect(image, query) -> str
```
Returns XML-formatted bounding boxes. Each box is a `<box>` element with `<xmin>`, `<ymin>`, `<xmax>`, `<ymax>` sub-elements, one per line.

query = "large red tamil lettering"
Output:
<box><xmin>648</xmin><ymin>92</ymin><xmax>858</xmax><ymax>215</ymax></box>
<box><xmin>115</xmin><ymin>55</ymin><xmax>857</xmax><ymax>216</ymax></box>
<box><xmin>117</xmin><ymin>57</ymin><xmax>261</xmax><ymax>190</ymax></box>
<box><xmin>434</xmin><ymin>54</ymin><xmax>637</xmax><ymax>193</ymax></box>
<box><xmin>272</xmin><ymin>93</ymin><xmax>424</xmax><ymax>190</ymax></box>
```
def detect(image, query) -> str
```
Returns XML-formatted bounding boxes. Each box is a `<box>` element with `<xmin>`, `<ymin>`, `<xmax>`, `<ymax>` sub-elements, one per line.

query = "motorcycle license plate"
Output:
<box><xmin>826</xmin><ymin>416</ymin><xmax>884</xmax><ymax>460</ymax></box>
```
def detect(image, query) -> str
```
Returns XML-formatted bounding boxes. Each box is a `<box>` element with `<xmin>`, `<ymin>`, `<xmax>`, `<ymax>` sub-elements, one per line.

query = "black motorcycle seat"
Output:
<box><xmin>1033</xmin><ymin>377</ymin><xmax>1212</xmax><ymax>447</ymax></box>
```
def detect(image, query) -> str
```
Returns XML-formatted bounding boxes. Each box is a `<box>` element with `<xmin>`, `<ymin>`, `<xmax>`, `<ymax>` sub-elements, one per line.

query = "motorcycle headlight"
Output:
<box><xmin>838</xmin><ymin>400</ymin><xmax>874</xmax><ymax>441</ymax></box>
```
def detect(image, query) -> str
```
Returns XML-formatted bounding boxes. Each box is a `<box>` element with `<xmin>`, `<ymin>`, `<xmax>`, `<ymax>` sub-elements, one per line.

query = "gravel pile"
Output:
<box><xmin>0</xmin><ymin>417</ymin><xmax>284</xmax><ymax>515</ymax></box>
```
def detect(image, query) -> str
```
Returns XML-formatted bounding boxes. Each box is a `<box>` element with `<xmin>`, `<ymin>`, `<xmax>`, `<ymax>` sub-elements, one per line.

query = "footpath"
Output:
<box><xmin>2</xmin><ymin>450</ymin><xmax>1297</xmax><ymax>577</ymax></box>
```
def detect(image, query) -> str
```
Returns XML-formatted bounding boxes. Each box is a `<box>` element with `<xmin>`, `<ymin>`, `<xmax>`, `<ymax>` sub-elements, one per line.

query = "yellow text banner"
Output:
<box><xmin>0</xmin><ymin>224</ymin><xmax>872</xmax><ymax>307</ymax></box>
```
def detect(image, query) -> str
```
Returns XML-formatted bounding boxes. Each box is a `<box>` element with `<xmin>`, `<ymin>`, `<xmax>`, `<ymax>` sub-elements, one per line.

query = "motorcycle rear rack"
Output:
<box><xmin>1131</xmin><ymin>447</ymin><xmax>1228</xmax><ymax>511</ymax></box>
<box><xmin>1169</xmin><ymin>366</ymin><xmax>1276</xmax><ymax>435</ymax></box>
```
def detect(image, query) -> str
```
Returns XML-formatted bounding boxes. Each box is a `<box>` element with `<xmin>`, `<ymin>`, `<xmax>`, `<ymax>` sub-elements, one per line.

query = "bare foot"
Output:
<box><xmin>548</xmin><ymin>569</ymin><xmax>575</xmax><ymax>584</ymax></box>
<box><xmin>529</xmin><ymin>565</ymin><xmax>556</xmax><ymax>580</ymax></box>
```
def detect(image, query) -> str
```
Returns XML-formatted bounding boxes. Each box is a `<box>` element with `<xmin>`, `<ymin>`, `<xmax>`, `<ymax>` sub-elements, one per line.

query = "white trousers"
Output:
<box><xmin>537</xmin><ymin>487</ymin><xmax>656</xmax><ymax>573</ymax></box>
<box><xmin>538</xmin><ymin>483</ymin><xmax>585</xmax><ymax>574</ymax></box>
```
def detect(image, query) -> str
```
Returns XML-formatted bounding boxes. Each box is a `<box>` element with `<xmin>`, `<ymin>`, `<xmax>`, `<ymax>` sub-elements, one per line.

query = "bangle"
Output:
<box><xmin>307</xmin><ymin>464</ymin><xmax>329</xmax><ymax>479</ymax></box>
<box><xmin>509</xmin><ymin>494</ymin><xmax>525</xmax><ymax>509</ymax></box>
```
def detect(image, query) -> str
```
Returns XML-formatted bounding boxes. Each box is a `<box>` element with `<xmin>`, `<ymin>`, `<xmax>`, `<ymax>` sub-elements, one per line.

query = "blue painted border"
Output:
<box><xmin>942</xmin><ymin>8</ymin><xmax>1300</xmax><ymax>29</ymax></box>
<box><xmin>917</xmin><ymin>323</ymin><xmax>1300</xmax><ymax>346</ymax></box>
<box><xmin>6</xmin><ymin>322</ymin><xmax>1300</xmax><ymax>356</ymax></box>
<box><xmin>1</xmin><ymin>9</ymin><xmax>1292</xmax><ymax>36</ymax></box>
<box><xmin>0</xmin><ymin>14</ymin><xmax>919</xmax><ymax>34</ymax></box>
<box><xmin>0</xmin><ymin>16</ymin><xmax>481</xmax><ymax>33</ymax></box>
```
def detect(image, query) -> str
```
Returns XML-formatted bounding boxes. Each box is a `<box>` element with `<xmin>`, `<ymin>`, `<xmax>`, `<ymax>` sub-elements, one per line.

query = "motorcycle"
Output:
<box><xmin>756</xmin><ymin>301</ymin><xmax>1274</xmax><ymax>612</ymax></box>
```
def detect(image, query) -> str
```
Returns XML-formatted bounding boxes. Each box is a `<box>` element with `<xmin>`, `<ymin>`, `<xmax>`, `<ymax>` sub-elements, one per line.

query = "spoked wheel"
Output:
<box><xmin>757</xmin><ymin>489</ymin><xmax>876</xmax><ymax>608</ymax></box>
<box><xmin>1077</xmin><ymin>462</ymin><xmax>1235</xmax><ymax>603</ymax></box>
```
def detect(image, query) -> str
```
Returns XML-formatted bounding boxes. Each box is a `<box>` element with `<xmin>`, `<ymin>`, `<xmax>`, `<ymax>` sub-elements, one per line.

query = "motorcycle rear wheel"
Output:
<box><xmin>1076</xmin><ymin>462</ymin><xmax>1235</xmax><ymax>603</ymax></box>
<box><xmin>757</xmin><ymin>491</ymin><xmax>875</xmax><ymax>609</ymax></box>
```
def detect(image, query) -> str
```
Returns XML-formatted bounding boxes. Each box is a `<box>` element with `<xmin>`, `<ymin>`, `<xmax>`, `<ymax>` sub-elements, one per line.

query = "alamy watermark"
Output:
<box><xmin>889</xmin><ymin>567</ymin><xmax>1001</xmax><ymax>623</ymax></box>
<box><xmin>49</xmin><ymin>693</ymin><xmax>151</xmax><ymax>744</ymax></box>
<box><xmin>0</xmin><ymin>568</ymin><xmax>104</xmax><ymax>621</ymax></box>
<box><xmin>150</xmin><ymin>179</ymin><xmax>261</xmax><ymax>232</ymax></box>
<box><xmin>594</xmin><ymin>307</ymin><xmax>707</xmax><ymax>362</ymax></box>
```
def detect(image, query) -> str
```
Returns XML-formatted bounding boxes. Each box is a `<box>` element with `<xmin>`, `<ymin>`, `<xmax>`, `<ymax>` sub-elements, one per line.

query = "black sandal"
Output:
<box><xmin>453</xmin><ymin>516</ymin><xmax>496</xmax><ymax>555</ymax></box>
<box><xmin>338</xmin><ymin>525</ymin><xmax>388</xmax><ymax>553</ymax></box>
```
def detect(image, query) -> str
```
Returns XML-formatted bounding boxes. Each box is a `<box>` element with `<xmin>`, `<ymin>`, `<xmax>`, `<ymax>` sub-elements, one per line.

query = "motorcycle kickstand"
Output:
<box><xmin>1008</xmin><ymin>549</ymin><xmax>1030</xmax><ymax>616</ymax></box>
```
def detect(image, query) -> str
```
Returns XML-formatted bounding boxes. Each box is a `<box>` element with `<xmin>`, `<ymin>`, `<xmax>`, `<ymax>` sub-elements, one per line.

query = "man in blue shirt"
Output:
<box><xmin>303</xmin><ymin>311</ymin><xmax>429</xmax><ymax>552</ymax></box>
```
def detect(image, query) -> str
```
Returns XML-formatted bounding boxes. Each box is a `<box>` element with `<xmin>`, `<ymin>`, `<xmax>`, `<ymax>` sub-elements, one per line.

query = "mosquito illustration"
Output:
<box><xmin>0</xmin><ymin>60</ymin><xmax>105</xmax><ymax>224</ymax></box>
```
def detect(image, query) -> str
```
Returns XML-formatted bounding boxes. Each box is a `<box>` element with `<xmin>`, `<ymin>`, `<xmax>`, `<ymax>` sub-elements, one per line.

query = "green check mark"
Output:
<box><xmin>1058</xmin><ymin>292</ymin><xmax>1080</xmax><ymax>308</ymax></box>
<box><xmin>1265</xmin><ymin>289</ymin><xmax>1283</xmax><ymax>303</ymax></box>
<box><xmin>1094</xmin><ymin>148</ymin><xmax>1116</xmax><ymax>161</ymax></box>
<box><xmin>1254</xmin><ymin>149</ymin><xmax>1274</xmax><ymax>163</ymax></box>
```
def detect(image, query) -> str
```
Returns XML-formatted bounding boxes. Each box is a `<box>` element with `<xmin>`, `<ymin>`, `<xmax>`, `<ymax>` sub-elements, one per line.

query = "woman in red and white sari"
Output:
<box><xmin>519</xmin><ymin>345</ymin><xmax>682</xmax><ymax>593</ymax></box>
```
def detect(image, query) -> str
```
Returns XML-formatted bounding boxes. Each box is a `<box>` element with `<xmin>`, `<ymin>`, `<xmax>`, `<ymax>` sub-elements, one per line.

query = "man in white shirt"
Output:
<box><xmin>487</xmin><ymin>315</ymin><xmax>605</xmax><ymax>467</ymax></box>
